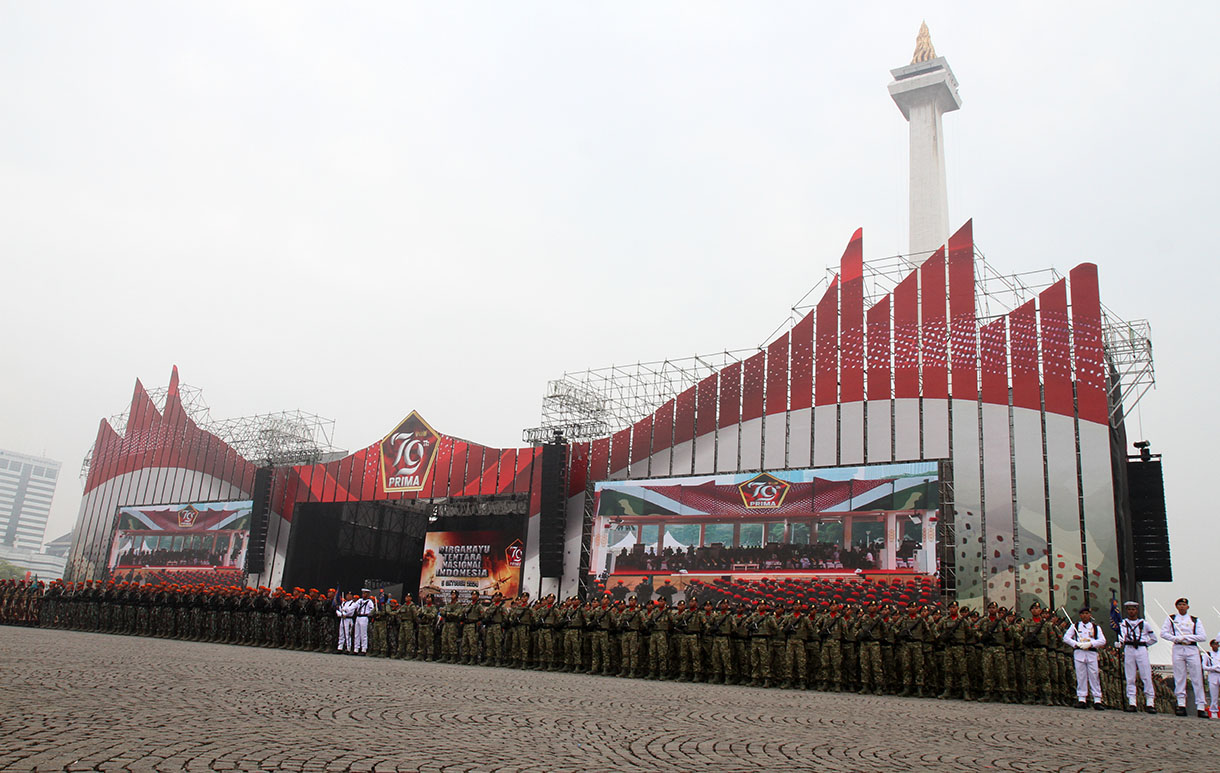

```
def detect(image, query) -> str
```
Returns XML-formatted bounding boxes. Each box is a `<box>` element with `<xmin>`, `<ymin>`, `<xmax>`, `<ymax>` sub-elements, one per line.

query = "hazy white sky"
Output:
<box><xmin>2</xmin><ymin>3</ymin><xmax>1217</xmax><ymax>643</ymax></box>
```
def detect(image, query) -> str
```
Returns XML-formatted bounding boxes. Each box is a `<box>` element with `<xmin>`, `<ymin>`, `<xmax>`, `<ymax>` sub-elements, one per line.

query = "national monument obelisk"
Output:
<box><xmin>888</xmin><ymin>23</ymin><xmax>962</xmax><ymax>260</ymax></box>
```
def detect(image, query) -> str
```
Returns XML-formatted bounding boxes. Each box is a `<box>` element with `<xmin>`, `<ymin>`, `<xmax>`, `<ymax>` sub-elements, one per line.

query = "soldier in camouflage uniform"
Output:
<box><xmin>616</xmin><ymin>596</ymin><xmax>645</xmax><ymax>678</ymax></box>
<box><xmin>588</xmin><ymin>596</ymin><xmax>614</xmax><ymax>675</ymax></box>
<box><xmin>676</xmin><ymin>599</ymin><xmax>705</xmax><ymax>682</ymax></box>
<box><xmin>922</xmin><ymin>606</ymin><xmax>941</xmax><ymax>696</ymax></box>
<box><xmin>41</xmin><ymin>581</ymin><xmax>61</xmax><ymax>629</ymax></box>
<box><xmin>369</xmin><ymin>599</ymin><xmax>389</xmax><ymax>657</ymax></box>
<box><xmin>460</xmin><ymin>592</ymin><xmax>484</xmax><ymax>664</ymax></box>
<box><xmin>819</xmin><ymin>603</ymin><xmax>847</xmax><ymax>691</ymax></box>
<box><xmin>277</xmin><ymin>589</ymin><xmax>296</xmax><ymax>649</ymax></box>
<box><xmin>936</xmin><ymin>601</ymin><xmax>973</xmax><ymax>700</ymax></box>
<box><xmin>261</xmin><ymin>588</ymin><xmax>278</xmax><ymax>647</ymax></box>
<box><xmin>525</xmin><ymin>598</ymin><xmax>544</xmax><ymax>670</ymax></box>
<box><xmin>747</xmin><ymin>602</ymin><xmax>779</xmax><ymax>688</ymax></box>
<box><xmin>481</xmin><ymin>593</ymin><xmax>507</xmax><ymax>666</ymax></box>
<box><xmin>855</xmin><ymin>604</ymin><xmax>884</xmax><ymax>695</ymax></box>
<box><xmin>507</xmin><ymin>595</ymin><xmax>530</xmax><ymax>668</ymax></box>
<box><xmin>1020</xmin><ymin>603</ymin><xmax>1055</xmax><ymax>705</ymax></box>
<box><xmin>384</xmin><ymin>598</ymin><xmax>400</xmax><ymax>657</ymax></box>
<box><xmin>397</xmin><ymin>595</ymin><xmax>417</xmax><ymax>659</ymax></box>
<box><xmin>272</xmin><ymin>589</ymin><xmax>290</xmax><ymax>648</ymax></box>
<box><xmin>138</xmin><ymin>585</ymin><xmax>154</xmax><ymax>636</ymax></box>
<box><xmin>1004</xmin><ymin>608</ymin><xmax>1022</xmax><ymax>702</ymax></box>
<box><xmin>560</xmin><ymin>597</ymin><xmax>584</xmax><ymax>672</ymax></box>
<box><xmin>966</xmin><ymin>609</ymin><xmax>984</xmax><ymax>695</ymax></box>
<box><xmin>645</xmin><ymin>599</ymin><xmax>674</xmax><ymax>679</ymax></box>
<box><xmin>805</xmin><ymin>604</ymin><xmax>824</xmax><ymax>690</ymax></box>
<box><xmin>417</xmin><ymin>594</ymin><xmax>440</xmax><ymax>661</ymax></box>
<box><xmin>732</xmin><ymin>603</ymin><xmax>752</xmax><ymax>683</ymax></box>
<box><xmin>541</xmin><ymin>597</ymin><xmax>565</xmax><ymax>671</ymax></box>
<box><xmin>528</xmin><ymin>598</ymin><xmax>548</xmax><ymax>670</ymax></box>
<box><xmin>779</xmin><ymin>603</ymin><xmax>814</xmax><ymax>690</ymax></box>
<box><xmin>708</xmin><ymin>599</ymin><xmax>736</xmax><ymax>685</ymax></box>
<box><xmin>440</xmin><ymin>591</ymin><xmax>463</xmax><ymax>663</ymax></box>
<box><xmin>897</xmin><ymin>602</ymin><xmax>929</xmax><ymax>697</ymax></box>
<box><xmin>879</xmin><ymin>605</ymin><xmax>899</xmax><ymax>694</ymax></box>
<box><xmin>1053</xmin><ymin>615</ymin><xmax>1073</xmax><ymax>705</ymax></box>
<box><xmin>978</xmin><ymin>603</ymin><xmax>1011</xmax><ymax>702</ymax></box>
<box><xmin>841</xmin><ymin>605</ymin><xmax>860</xmax><ymax>692</ymax></box>
<box><xmin>191</xmin><ymin>587</ymin><xmax>207</xmax><ymax>641</ymax></box>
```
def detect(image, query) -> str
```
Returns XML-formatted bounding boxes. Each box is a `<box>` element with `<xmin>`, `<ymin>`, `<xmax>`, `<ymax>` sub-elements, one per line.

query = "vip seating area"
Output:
<box><xmin>106</xmin><ymin>567</ymin><xmax>245</xmax><ymax>589</ymax></box>
<box><xmin>594</xmin><ymin>574</ymin><xmax>941</xmax><ymax>607</ymax></box>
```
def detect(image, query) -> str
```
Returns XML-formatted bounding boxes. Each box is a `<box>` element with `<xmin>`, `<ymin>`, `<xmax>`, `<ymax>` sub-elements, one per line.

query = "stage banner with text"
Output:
<box><xmin>419</xmin><ymin>516</ymin><xmax>525</xmax><ymax>599</ymax></box>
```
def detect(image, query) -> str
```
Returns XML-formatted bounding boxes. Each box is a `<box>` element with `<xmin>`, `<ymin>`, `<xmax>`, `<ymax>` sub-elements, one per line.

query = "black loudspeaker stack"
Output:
<box><xmin>1126</xmin><ymin>459</ymin><xmax>1171</xmax><ymax>583</ymax></box>
<box><xmin>245</xmin><ymin>467</ymin><xmax>274</xmax><ymax>575</ymax></box>
<box><xmin>538</xmin><ymin>442</ymin><xmax>567</xmax><ymax>578</ymax></box>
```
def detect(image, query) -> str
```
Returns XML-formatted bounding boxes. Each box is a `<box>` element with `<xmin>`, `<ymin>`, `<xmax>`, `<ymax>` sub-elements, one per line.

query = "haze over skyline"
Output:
<box><xmin>3</xmin><ymin>4</ymin><xmax>1216</xmax><ymax>650</ymax></box>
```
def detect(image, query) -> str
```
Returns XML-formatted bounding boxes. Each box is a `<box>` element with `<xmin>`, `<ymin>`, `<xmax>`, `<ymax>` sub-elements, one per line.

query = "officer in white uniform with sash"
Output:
<box><xmin>337</xmin><ymin>592</ymin><xmax>356</xmax><ymax>653</ymax></box>
<box><xmin>1203</xmin><ymin>639</ymin><xmax>1220</xmax><ymax>718</ymax></box>
<box><xmin>1062</xmin><ymin>606</ymin><xmax>1107</xmax><ymax>709</ymax></box>
<box><xmin>1115</xmin><ymin>600</ymin><xmax>1158</xmax><ymax>713</ymax></box>
<box><xmin>1161</xmin><ymin>597</ymin><xmax>1208</xmax><ymax>717</ymax></box>
<box><xmin>353</xmin><ymin>589</ymin><xmax>376</xmax><ymax>655</ymax></box>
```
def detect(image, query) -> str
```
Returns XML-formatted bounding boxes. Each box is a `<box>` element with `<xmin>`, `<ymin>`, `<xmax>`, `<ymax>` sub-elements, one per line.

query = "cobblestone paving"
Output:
<box><xmin>2</xmin><ymin>627</ymin><xmax>1217</xmax><ymax>772</ymax></box>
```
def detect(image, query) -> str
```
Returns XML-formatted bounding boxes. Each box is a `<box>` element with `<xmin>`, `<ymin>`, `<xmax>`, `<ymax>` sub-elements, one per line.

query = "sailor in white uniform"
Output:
<box><xmin>1203</xmin><ymin>639</ymin><xmax>1220</xmax><ymax>718</ymax></box>
<box><xmin>1062</xmin><ymin>606</ymin><xmax>1107</xmax><ymax>709</ymax></box>
<box><xmin>1161</xmin><ymin>597</ymin><xmax>1208</xmax><ymax>717</ymax></box>
<box><xmin>1115</xmin><ymin>600</ymin><xmax>1158</xmax><ymax>713</ymax></box>
<box><xmin>337</xmin><ymin>592</ymin><xmax>356</xmax><ymax>652</ymax></box>
<box><xmin>353</xmin><ymin>589</ymin><xmax>376</xmax><ymax>655</ymax></box>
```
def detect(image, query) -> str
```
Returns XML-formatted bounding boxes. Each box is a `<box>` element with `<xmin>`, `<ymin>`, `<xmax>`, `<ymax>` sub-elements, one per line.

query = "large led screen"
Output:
<box><xmin>590</xmin><ymin>462</ymin><xmax>940</xmax><ymax>580</ymax></box>
<box><xmin>107</xmin><ymin>500</ymin><xmax>252</xmax><ymax>586</ymax></box>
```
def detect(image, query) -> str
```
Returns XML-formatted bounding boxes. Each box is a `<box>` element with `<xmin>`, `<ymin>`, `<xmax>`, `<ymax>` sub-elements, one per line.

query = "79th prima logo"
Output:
<box><xmin>738</xmin><ymin>473</ymin><xmax>790</xmax><ymax>509</ymax></box>
<box><xmin>379</xmin><ymin>411</ymin><xmax>441</xmax><ymax>493</ymax></box>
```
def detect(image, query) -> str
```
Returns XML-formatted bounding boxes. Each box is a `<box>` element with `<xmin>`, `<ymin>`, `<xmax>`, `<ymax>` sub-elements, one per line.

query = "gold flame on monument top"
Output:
<box><xmin>911</xmin><ymin>21</ymin><xmax>937</xmax><ymax>64</ymax></box>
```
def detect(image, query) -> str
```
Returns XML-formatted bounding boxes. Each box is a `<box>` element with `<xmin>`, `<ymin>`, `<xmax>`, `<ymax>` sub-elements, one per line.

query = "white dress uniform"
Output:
<box><xmin>1063</xmin><ymin>620</ymin><xmax>1107</xmax><ymax>703</ymax></box>
<box><xmin>1202</xmin><ymin>648</ymin><xmax>1220</xmax><ymax>714</ymax></box>
<box><xmin>337</xmin><ymin>599</ymin><xmax>356</xmax><ymax>651</ymax></box>
<box><xmin>1115</xmin><ymin>616</ymin><xmax>1158</xmax><ymax>707</ymax></box>
<box><xmin>1161</xmin><ymin>613</ymin><xmax>1207</xmax><ymax>710</ymax></box>
<box><xmin>353</xmin><ymin>597</ymin><xmax>375</xmax><ymax>653</ymax></box>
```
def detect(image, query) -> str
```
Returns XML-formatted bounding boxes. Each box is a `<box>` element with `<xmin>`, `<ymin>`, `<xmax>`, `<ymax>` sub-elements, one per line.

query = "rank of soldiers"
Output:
<box><xmin>1</xmin><ymin>577</ymin><xmax>1192</xmax><ymax>714</ymax></box>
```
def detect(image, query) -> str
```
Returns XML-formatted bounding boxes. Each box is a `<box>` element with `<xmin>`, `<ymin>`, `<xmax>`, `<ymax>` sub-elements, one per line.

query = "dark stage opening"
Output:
<box><xmin>282</xmin><ymin>494</ymin><xmax>531</xmax><ymax>600</ymax></box>
<box><xmin>283</xmin><ymin>501</ymin><xmax>431</xmax><ymax>598</ymax></box>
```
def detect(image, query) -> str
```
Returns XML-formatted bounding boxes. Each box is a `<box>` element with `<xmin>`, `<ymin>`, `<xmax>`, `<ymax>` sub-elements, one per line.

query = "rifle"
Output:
<box><xmin>937</xmin><ymin>617</ymin><xmax>963</xmax><ymax>644</ymax></box>
<box><xmin>858</xmin><ymin>617</ymin><xmax>879</xmax><ymax>640</ymax></box>
<box><xmin>1022</xmin><ymin>619</ymin><xmax>1045</xmax><ymax>647</ymax></box>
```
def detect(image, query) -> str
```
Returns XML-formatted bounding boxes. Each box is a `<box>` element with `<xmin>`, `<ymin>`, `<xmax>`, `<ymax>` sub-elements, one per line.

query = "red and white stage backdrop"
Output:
<box><xmin>561</xmin><ymin>221</ymin><xmax>1119</xmax><ymax>612</ymax></box>
<box><xmin>68</xmin><ymin>221</ymin><xmax>1122</xmax><ymax>612</ymax></box>
<box><xmin>67</xmin><ymin>379</ymin><xmax>550</xmax><ymax>594</ymax></box>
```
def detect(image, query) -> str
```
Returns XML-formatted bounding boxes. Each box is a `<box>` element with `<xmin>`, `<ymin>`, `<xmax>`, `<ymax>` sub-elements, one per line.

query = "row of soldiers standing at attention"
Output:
<box><xmin>0</xmin><ymin>578</ymin><xmax>1184</xmax><ymax>713</ymax></box>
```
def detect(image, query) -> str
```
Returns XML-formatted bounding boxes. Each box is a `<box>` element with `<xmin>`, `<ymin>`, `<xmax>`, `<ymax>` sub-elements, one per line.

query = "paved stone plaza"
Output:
<box><xmin>1</xmin><ymin>627</ymin><xmax>1216</xmax><ymax>772</ymax></box>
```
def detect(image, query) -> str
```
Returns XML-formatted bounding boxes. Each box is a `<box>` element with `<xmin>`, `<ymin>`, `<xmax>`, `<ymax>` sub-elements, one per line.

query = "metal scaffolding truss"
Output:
<box><xmin>524</xmin><ymin>352</ymin><xmax>753</xmax><ymax>444</ymax></box>
<box><xmin>531</xmin><ymin>245</ymin><xmax>1154</xmax><ymax>440</ymax></box>
<box><xmin>81</xmin><ymin>383</ymin><xmax>341</xmax><ymax>479</ymax></box>
<box><xmin>772</xmin><ymin>245</ymin><xmax>1064</xmax><ymax>337</ymax></box>
<box><xmin>207</xmin><ymin>410</ymin><xmax>340</xmax><ymax>467</ymax></box>
<box><xmin>1100</xmin><ymin>312</ymin><xmax>1155</xmax><ymax>425</ymax></box>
